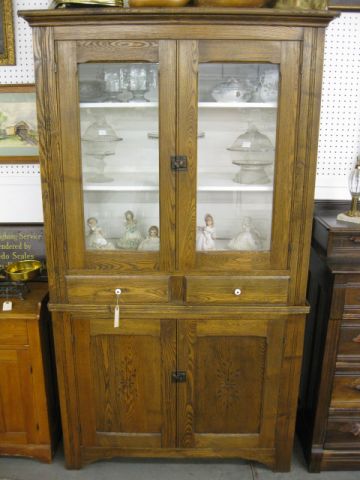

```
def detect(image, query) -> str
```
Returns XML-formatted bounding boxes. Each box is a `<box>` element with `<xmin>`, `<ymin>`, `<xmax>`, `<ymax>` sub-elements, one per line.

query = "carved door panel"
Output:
<box><xmin>73</xmin><ymin>316</ymin><xmax>176</xmax><ymax>449</ymax></box>
<box><xmin>177</xmin><ymin>317</ymin><xmax>285</xmax><ymax>449</ymax></box>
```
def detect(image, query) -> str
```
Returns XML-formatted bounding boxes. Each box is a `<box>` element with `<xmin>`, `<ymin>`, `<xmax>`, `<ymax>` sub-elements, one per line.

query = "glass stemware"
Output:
<box><xmin>129</xmin><ymin>65</ymin><xmax>148</xmax><ymax>102</ymax></box>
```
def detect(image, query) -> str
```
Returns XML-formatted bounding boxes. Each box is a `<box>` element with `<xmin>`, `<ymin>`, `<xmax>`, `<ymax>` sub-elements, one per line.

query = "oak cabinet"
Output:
<box><xmin>21</xmin><ymin>6</ymin><xmax>335</xmax><ymax>471</ymax></box>
<box><xmin>0</xmin><ymin>284</ymin><xmax>60</xmax><ymax>462</ymax></box>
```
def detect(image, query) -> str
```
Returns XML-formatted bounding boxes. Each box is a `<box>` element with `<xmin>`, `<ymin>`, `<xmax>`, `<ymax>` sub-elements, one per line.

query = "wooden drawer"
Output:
<box><xmin>330</xmin><ymin>233</ymin><xmax>360</xmax><ymax>257</ymax></box>
<box><xmin>0</xmin><ymin>319</ymin><xmax>28</xmax><ymax>345</ymax></box>
<box><xmin>345</xmin><ymin>286</ymin><xmax>360</xmax><ymax>308</ymax></box>
<box><xmin>337</xmin><ymin>326</ymin><xmax>360</xmax><ymax>359</ymax></box>
<box><xmin>185</xmin><ymin>276</ymin><xmax>289</xmax><ymax>305</ymax></box>
<box><xmin>324</xmin><ymin>417</ymin><xmax>360</xmax><ymax>449</ymax></box>
<box><xmin>330</xmin><ymin>375</ymin><xmax>360</xmax><ymax>410</ymax></box>
<box><xmin>66</xmin><ymin>276</ymin><xmax>169</xmax><ymax>304</ymax></box>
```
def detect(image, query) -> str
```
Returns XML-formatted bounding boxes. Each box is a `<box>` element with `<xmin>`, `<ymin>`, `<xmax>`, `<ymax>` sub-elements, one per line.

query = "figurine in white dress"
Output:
<box><xmin>138</xmin><ymin>225</ymin><xmax>160</xmax><ymax>251</ymax></box>
<box><xmin>197</xmin><ymin>214</ymin><xmax>216</xmax><ymax>251</ymax></box>
<box><xmin>228</xmin><ymin>217</ymin><xmax>263</xmax><ymax>251</ymax></box>
<box><xmin>117</xmin><ymin>210</ymin><xmax>143</xmax><ymax>250</ymax></box>
<box><xmin>86</xmin><ymin>217</ymin><xmax>114</xmax><ymax>249</ymax></box>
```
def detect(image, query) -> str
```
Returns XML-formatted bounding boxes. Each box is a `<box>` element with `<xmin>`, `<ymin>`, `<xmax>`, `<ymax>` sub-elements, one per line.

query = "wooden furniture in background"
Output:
<box><xmin>21</xmin><ymin>7</ymin><xmax>336</xmax><ymax>471</ymax></box>
<box><xmin>0</xmin><ymin>283</ymin><xmax>60</xmax><ymax>462</ymax></box>
<box><xmin>297</xmin><ymin>201</ymin><xmax>360</xmax><ymax>471</ymax></box>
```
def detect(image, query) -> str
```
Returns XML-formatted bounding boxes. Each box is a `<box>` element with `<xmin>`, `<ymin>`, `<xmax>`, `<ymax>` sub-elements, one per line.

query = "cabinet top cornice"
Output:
<box><xmin>19</xmin><ymin>7</ymin><xmax>337</xmax><ymax>28</ymax></box>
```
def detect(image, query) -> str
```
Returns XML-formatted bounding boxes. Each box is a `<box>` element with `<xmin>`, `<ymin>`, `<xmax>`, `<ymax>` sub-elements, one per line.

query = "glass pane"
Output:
<box><xmin>79</xmin><ymin>63</ymin><xmax>160</xmax><ymax>252</ymax></box>
<box><xmin>197</xmin><ymin>63</ymin><xmax>279</xmax><ymax>252</ymax></box>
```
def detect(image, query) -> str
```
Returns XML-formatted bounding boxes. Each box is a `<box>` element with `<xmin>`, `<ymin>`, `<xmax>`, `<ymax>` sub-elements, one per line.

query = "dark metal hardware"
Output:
<box><xmin>172</xmin><ymin>371</ymin><xmax>187</xmax><ymax>382</ymax></box>
<box><xmin>171</xmin><ymin>155</ymin><xmax>188</xmax><ymax>171</ymax></box>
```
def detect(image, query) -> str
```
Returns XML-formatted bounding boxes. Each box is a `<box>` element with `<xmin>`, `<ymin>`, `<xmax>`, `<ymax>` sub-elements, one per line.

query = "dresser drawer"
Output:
<box><xmin>345</xmin><ymin>286</ymin><xmax>360</xmax><ymax>308</ymax></box>
<box><xmin>337</xmin><ymin>326</ymin><xmax>360</xmax><ymax>359</ymax></box>
<box><xmin>66</xmin><ymin>276</ymin><xmax>169</xmax><ymax>304</ymax></box>
<box><xmin>330</xmin><ymin>233</ymin><xmax>360</xmax><ymax>257</ymax></box>
<box><xmin>185</xmin><ymin>276</ymin><xmax>289</xmax><ymax>305</ymax></box>
<box><xmin>0</xmin><ymin>319</ymin><xmax>28</xmax><ymax>345</ymax></box>
<box><xmin>330</xmin><ymin>376</ymin><xmax>360</xmax><ymax>410</ymax></box>
<box><xmin>324</xmin><ymin>417</ymin><xmax>360</xmax><ymax>449</ymax></box>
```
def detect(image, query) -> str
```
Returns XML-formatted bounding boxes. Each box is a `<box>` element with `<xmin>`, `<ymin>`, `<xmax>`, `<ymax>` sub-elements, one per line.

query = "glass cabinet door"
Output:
<box><xmin>79</xmin><ymin>62</ymin><xmax>160</xmax><ymax>253</ymax></box>
<box><xmin>177</xmin><ymin>40</ymin><xmax>300</xmax><ymax>272</ymax></box>
<box><xmin>196</xmin><ymin>62</ymin><xmax>278</xmax><ymax>253</ymax></box>
<box><xmin>57</xmin><ymin>40</ymin><xmax>176</xmax><ymax>271</ymax></box>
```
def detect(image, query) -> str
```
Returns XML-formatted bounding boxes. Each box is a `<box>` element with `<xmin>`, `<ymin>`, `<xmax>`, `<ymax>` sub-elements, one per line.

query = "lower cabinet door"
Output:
<box><xmin>73</xmin><ymin>316</ymin><xmax>177</xmax><ymax>449</ymax></box>
<box><xmin>0</xmin><ymin>348</ymin><xmax>37</xmax><ymax>446</ymax></box>
<box><xmin>177</xmin><ymin>317</ymin><xmax>285</xmax><ymax>450</ymax></box>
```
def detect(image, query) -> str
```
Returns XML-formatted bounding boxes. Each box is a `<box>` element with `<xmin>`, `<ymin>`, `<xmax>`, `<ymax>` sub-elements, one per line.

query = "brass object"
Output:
<box><xmin>194</xmin><ymin>0</ymin><xmax>268</xmax><ymax>5</ymax></box>
<box><xmin>346</xmin><ymin>159</ymin><xmax>360</xmax><ymax>217</ymax></box>
<box><xmin>129</xmin><ymin>0</ymin><xmax>190</xmax><ymax>6</ymax></box>
<box><xmin>51</xmin><ymin>0</ymin><xmax>124</xmax><ymax>8</ymax></box>
<box><xmin>0</xmin><ymin>0</ymin><xmax>15</xmax><ymax>66</ymax></box>
<box><xmin>5</xmin><ymin>260</ymin><xmax>42</xmax><ymax>282</ymax></box>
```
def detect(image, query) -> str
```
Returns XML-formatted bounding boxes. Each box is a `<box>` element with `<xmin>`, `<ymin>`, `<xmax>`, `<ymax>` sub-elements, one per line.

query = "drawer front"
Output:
<box><xmin>330</xmin><ymin>233</ymin><xmax>360</xmax><ymax>257</ymax></box>
<box><xmin>0</xmin><ymin>319</ymin><xmax>28</xmax><ymax>345</ymax></box>
<box><xmin>66</xmin><ymin>276</ymin><xmax>169</xmax><ymax>304</ymax></box>
<box><xmin>324</xmin><ymin>417</ymin><xmax>360</xmax><ymax>449</ymax></box>
<box><xmin>345</xmin><ymin>286</ymin><xmax>360</xmax><ymax>309</ymax></box>
<box><xmin>330</xmin><ymin>375</ymin><xmax>360</xmax><ymax>410</ymax></box>
<box><xmin>338</xmin><ymin>326</ymin><xmax>360</xmax><ymax>359</ymax></box>
<box><xmin>185</xmin><ymin>276</ymin><xmax>289</xmax><ymax>305</ymax></box>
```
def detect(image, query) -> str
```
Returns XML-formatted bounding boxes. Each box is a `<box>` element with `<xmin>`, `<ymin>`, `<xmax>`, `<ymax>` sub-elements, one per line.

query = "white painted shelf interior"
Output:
<box><xmin>0</xmin><ymin>2</ymin><xmax>359</xmax><ymax>222</ymax></box>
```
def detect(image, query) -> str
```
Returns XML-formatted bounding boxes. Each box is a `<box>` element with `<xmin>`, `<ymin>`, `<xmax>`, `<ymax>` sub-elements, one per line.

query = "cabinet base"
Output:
<box><xmin>308</xmin><ymin>448</ymin><xmax>360</xmax><ymax>472</ymax></box>
<box><xmin>0</xmin><ymin>444</ymin><xmax>55</xmax><ymax>463</ymax></box>
<box><xmin>60</xmin><ymin>446</ymin><xmax>281</xmax><ymax>471</ymax></box>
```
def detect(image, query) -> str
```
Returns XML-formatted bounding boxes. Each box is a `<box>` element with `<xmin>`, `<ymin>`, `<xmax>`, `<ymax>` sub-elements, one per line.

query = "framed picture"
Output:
<box><xmin>328</xmin><ymin>0</ymin><xmax>360</xmax><ymax>9</ymax></box>
<box><xmin>0</xmin><ymin>0</ymin><xmax>15</xmax><ymax>66</ymax></box>
<box><xmin>0</xmin><ymin>85</ymin><xmax>39</xmax><ymax>164</ymax></box>
<box><xmin>0</xmin><ymin>223</ymin><xmax>46</xmax><ymax>274</ymax></box>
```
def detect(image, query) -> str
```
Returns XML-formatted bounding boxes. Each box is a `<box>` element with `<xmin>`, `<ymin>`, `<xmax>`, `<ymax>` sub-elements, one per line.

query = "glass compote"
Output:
<box><xmin>82</xmin><ymin>116</ymin><xmax>122</xmax><ymax>183</ymax></box>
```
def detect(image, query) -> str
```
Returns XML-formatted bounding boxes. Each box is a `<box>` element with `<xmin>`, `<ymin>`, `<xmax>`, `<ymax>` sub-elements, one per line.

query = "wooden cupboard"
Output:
<box><xmin>0</xmin><ymin>283</ymin><xmax>60</xmax><ymax>462</ymax></box>
<box><xmin>297</xmin><ymin>202</ymin><xmax>360</xmax><ymax>471</ymax></box>
<box><xmin>21</xmin><ymin>6</ymin><xmax>336</xmax><ymax>471</ymax></box>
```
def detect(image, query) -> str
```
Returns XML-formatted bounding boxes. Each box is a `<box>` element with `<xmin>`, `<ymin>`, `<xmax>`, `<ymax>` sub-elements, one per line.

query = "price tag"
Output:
<box><xmin>2</xmin><ymin>301</ymin><xmax>13</xmax><ymax>311</ymax></box>
<box><xmin>114</xmin><ymin>305</ymin><xmax>120</xmax><ymax>328</ymax></box>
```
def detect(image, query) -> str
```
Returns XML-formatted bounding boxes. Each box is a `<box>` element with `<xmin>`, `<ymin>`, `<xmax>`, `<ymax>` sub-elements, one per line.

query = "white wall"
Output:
<box><xmin>0</xmin><ymin>1</ymin><xmax>359</xmax><ymax>222</ymax></box>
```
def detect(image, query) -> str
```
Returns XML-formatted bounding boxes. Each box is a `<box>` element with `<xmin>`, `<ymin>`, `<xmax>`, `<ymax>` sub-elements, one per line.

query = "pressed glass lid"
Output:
<box><xmin>227</xmin><ymin>125</ymin><xmax>273</xmax><ymax>152</ymax></box>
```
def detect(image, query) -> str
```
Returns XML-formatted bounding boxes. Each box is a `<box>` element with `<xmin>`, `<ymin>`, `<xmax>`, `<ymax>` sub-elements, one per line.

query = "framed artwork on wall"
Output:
<box><xmin>328</xmin><ymin>0</ymin><xmax>360</xmax><ymax>9</ymax></box>
<box><xmin>0</xmin><ymin>0</ymin><xmax>15</xmax><ymax>66</ymax></box>
<box><xmin>0</xmin><ymin>85</ymin><xmax>39</xmax><ymax>164</ymax></box>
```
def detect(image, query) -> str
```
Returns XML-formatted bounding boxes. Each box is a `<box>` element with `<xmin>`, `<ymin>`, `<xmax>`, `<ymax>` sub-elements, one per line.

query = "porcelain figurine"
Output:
<box><xmin>197</xmin><ymin>214</ymin><xmax>216</xmax><ymax>251</ymax></box>
<box><xmin>86</xmin><ymin>217</ymin><xmax>114</xmax><ymax>250</ymax></box>
<box><xmin>228</xmin><ymin>217</ymin><xmax>263</xmax><ymax>251</ymax></box>
<box><xmin>117</xmin><ymin>210</ymin><xmax>143</xmax><ymax>250</ymax></box>
<box><xmin>138</xmin><ymin>225</ymin><xmax>160</xmax><ymax>251</ymax></box>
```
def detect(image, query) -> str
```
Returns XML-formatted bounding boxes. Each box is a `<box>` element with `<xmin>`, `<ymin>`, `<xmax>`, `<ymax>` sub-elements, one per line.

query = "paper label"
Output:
<box><xmin>2</xmin><ymin>301</ymin><xmax>12</xmax><ymax>311</ymax></box>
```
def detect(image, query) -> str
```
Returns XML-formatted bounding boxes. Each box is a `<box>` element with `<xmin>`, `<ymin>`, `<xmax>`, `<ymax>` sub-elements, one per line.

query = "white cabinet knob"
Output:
<box><xmin>234</xmin><ymin>288</ymin><xmax>242</xmax><ymax>296</ymax></box>
<box><xmin>115</xmin><ymin>288</ymin><xmax>122</xmax><ymax>295</ymax></box>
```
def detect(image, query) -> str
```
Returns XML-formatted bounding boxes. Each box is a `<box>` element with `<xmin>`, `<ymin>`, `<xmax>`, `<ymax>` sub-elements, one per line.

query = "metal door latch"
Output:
<box><xmin>171</xmin><ymin>156</ymin><xmax>188</xmax><ymax>171</ymax></box>
<box><xmin>172</xmin><ymin>371</ymin><xmax>187</xmax><ymax>382</ymax></box>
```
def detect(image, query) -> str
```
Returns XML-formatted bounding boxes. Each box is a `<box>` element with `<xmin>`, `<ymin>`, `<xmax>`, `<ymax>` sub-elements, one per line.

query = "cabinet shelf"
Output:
<box><xmin>80</xmin><ymin>102</ymin><xmax>158</xmax><ymax>109</ymax></box>
<box><xmin>80</xmin><ymin>101</ymin><xmax>276</xmax><ymax>109</ymax></box>
<box><xmin>82</xmin><ymin>173</ymin><xmax>273</xmax><ymax>192</ymax></box>
<box><xmin>199</xmin><ymin>102</ymin><xmax>277</xmax><ymax>109</ymax></box>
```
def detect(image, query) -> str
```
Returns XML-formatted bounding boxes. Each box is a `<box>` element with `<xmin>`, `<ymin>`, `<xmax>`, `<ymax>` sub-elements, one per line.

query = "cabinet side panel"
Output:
<box><xmin>52</xmin><ymin>313</ymin><xmax>81</xmax><ymax>468</ymax></box>
<box><xmin>275</xmin><ymin>314</ymin><xmax>306</xmax><ymax>471</ymax></box>
<box><xmin>289</xmin><ymin>28</ymin><xmax>326</xmax><ymax>305</ymax></box>
<box><xmin>33</xmin><ymin>27</ymin><xmax>67</xmax><ymax>302</ymax></box>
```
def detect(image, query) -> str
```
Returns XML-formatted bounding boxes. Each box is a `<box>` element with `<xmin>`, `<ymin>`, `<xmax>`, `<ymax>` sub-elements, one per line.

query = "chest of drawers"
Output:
<box><xmin>297</xmin><ymin>202</ymin><xmax>360</xmax><ymax>471</ymax></box>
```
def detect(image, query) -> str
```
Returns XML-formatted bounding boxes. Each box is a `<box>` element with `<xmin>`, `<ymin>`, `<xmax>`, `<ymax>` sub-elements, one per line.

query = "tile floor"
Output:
<box><xmin>0</xmin><ymin>439</ymin><xmax>359</xmax><ymax>480</ymax></box>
